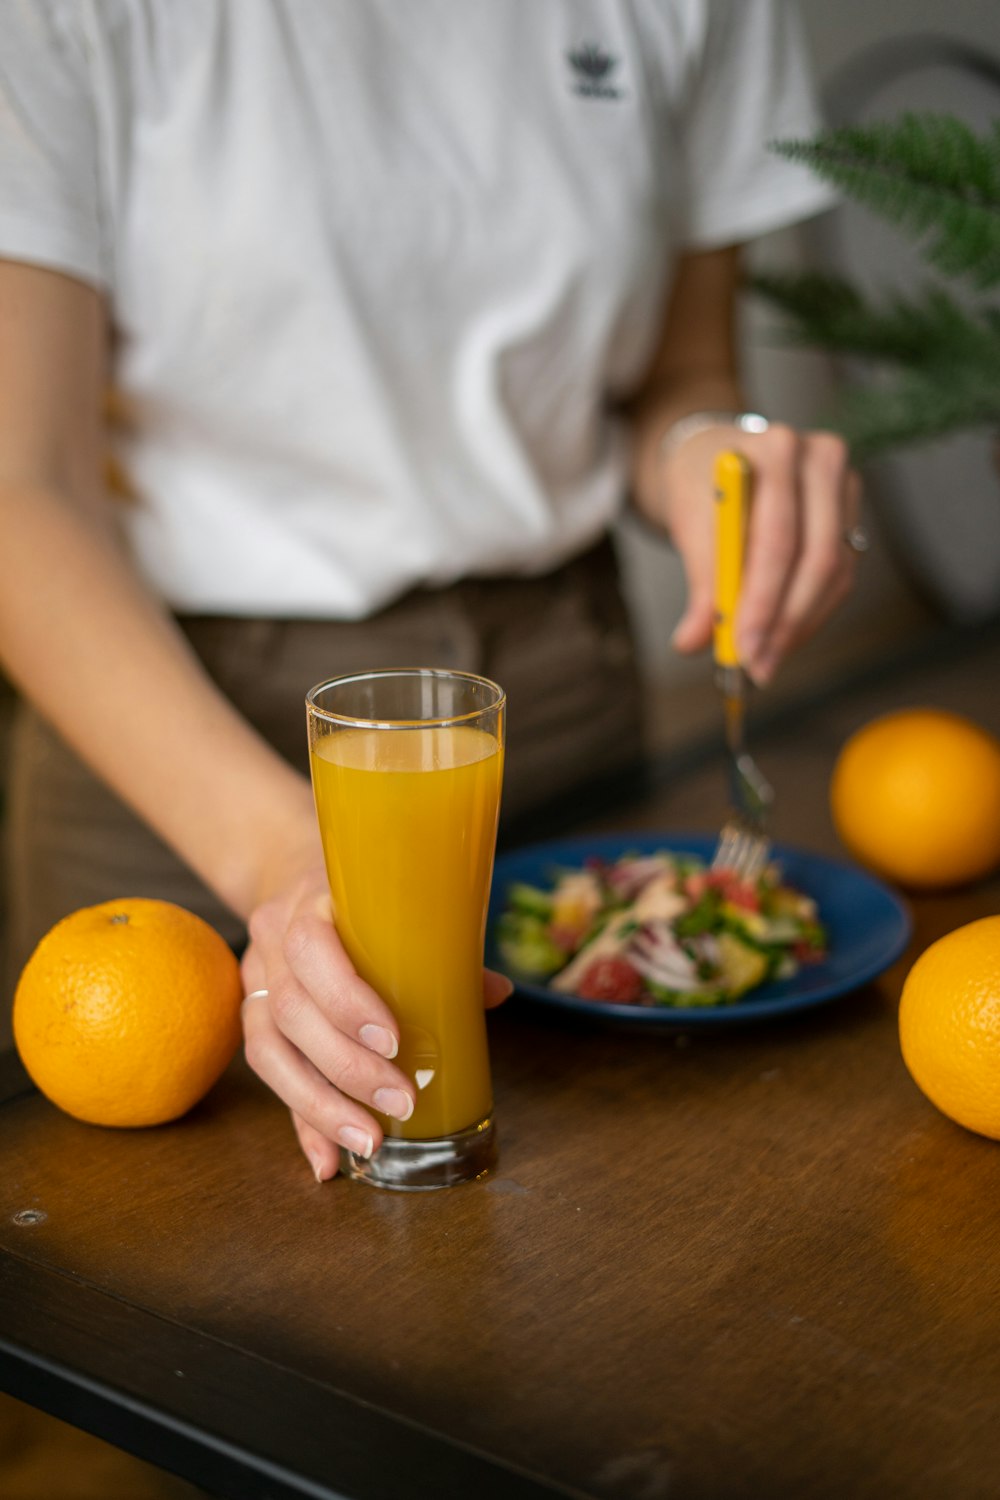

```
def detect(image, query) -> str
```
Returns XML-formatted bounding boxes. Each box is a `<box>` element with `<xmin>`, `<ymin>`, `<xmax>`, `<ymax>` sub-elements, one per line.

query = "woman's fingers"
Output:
<box><xmin>738</xmin><ymin>427</ymin><xmax>858</xmax><ymax>683</ymax></box>
<box><xmin>266</xmin><ymin>967</ymin><xmax>415</xmax><ymax>1121</ymax></box>
<box><xmin>736</xmin><ymin>424</ymin><xmax>802</xmax><ymax>678</ymax></box>
<box><xmin>244</xmin><ymin>935</ymin><xmax>416</xmax><ymax>1124</ymax></box>
<box><xmin>267</xmin><ymin>884</ymin><xmax>416</xmax><ymax>1115</ymax></box>
<box><xmin>744</xmin><ymin>434</ymin><xmax>859</xmax><ymax>680</ymax></box>
<box><xmin>660</xmin><ymin>429</ymin><xmax>719</xmax><ymax>655</ymax></box>
<box><xmin>484</xmin><ymin>968</ymin><xmax>514</xmax><ymax>1009</ymax></box>
<box><xmin>277</xmin><ymin>883</ymin><xmax>402</xmax><ymax>1060</ymax></box>
<box><xmin>668</xmin><ymin>519</ymin><xmax>716</xmax><ymax>654</ymax></box>
<box><xmin>242</xmin><ymin>989</ymin><xmax>385</xmax><ymax>1164</ymax></box>
<box><xmin>292</xmin><ymin>1111</ymin><xmax>342</xmax><ymax>1184</ymax></box>
<box><xmin>241</xmin><ymin>869</ymin><xmax>416</xmax><ymax>1179</ymax></box>
<box><xmin>240</xmin><ymin>942</ymin><xmax>267</xmax><ymax>999</ymax></box>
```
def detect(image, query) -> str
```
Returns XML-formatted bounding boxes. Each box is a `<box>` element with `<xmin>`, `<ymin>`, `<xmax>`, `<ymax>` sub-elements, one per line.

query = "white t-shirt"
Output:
<box><xmin>0</xmin><ymin>0</ymin><xmax>832</xmax><ymax>619</ymax></box>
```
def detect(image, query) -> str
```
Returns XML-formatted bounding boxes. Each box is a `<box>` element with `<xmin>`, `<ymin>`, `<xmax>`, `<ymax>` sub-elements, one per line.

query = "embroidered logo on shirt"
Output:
<box><xmin>567</xmin><ymin>43</ymin><xmax>624</xmax><ymax>101</ymax></box>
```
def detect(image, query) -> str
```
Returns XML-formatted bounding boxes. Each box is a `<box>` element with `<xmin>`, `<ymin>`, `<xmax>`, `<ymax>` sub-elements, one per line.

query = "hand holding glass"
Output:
<box><xmin>306</xmin><ymin>669</ymin><xmax>505</xmax><ymax>1190</ymax></box>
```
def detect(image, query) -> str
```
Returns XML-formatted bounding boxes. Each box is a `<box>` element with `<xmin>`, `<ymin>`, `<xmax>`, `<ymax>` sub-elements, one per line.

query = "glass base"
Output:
<box><xmin>341</xmin><ymin>1113</ymin><xmax>496</xmax><ymax>1191</ymax></box>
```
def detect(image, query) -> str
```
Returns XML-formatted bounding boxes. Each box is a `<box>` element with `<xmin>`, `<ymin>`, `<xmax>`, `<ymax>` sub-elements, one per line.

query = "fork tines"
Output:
<box><xmin>711</xmin><ymin>817</ymin><xmax>770</xmax><ymax>882</ymax></box>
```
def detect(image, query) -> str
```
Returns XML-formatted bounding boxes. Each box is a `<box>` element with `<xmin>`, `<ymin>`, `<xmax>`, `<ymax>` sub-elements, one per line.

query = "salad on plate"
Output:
<box><xmin>496</xmin><ymin>849</ymin><xmax>827</xmax><ymax>1008</ymax></box>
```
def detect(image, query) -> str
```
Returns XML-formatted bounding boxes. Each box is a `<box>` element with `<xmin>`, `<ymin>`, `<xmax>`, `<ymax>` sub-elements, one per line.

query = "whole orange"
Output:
<box><xmin>13</xmin><ymin>898</ymin><xmax>243</xmax><ymax>1127</ymax></box>
<box><xmin>899</xmin><ymin>916</ymin><xmax>1000</xmax><ymax>1139</ymax></box>
<box><xmin>830</xmin><ymin>708</ymin><xmax>1000</xmax><ymax>888</ymax></box>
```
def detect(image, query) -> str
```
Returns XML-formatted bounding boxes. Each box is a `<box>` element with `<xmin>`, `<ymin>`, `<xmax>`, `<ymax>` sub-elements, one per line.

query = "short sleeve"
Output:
<box><xmin>0</xmin><ymin>0</ymin><xmax>109</xmax><ymax>288</ymax></box>
<box><xmin>676</xmin><ymin>0</ymin><xmax>837</xmax><ymax>249</ymax></box>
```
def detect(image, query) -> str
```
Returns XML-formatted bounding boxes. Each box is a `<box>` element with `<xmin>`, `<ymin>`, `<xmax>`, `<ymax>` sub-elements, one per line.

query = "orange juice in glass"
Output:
<box><xmin>306</xmin><ymin>669</ymin><xmax>505</xmax><ymax>1190</ymax></box>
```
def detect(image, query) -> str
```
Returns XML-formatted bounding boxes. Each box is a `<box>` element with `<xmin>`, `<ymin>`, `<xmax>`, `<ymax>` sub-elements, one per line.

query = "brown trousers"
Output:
<box><xmin>4</xmin><ymin>539</ymin><xmax>642</xmax><ymax>999</ymax></box>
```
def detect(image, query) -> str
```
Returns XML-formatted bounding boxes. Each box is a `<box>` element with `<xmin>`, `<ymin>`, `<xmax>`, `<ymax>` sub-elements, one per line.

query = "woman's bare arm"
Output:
<box><xmin>0</xmin><ymin>261</ymin><xmax>316</xmax><ymax>915</ymax></box>
<box><xmin>0</xmin><ymin>260</ymin><xmax>418</xmax><ymax>1176</ymax></box>
<box><xmin>628</xmin><ymin>244</ymin><xmax>746</xmax><ymax>514</ymax></box>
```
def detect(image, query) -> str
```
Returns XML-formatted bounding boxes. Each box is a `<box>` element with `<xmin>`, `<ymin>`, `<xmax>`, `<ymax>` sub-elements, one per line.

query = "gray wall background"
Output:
<box><xmin>621</xmin><ymin>0</ymin><xmax>1000</xmax><ymax>751</ymax></box>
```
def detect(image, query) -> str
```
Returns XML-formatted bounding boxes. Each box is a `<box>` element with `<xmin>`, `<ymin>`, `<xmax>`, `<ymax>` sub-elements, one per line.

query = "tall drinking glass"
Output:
<box><xmin>305</xmin><ymin>669</ymin><xmax>505</xmax><ymax>1190</ymax></box>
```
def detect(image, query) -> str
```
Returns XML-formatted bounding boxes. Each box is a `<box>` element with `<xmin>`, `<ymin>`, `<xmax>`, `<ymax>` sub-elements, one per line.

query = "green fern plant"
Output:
<box><xmin>752</xmin><ymin>113</ymin><xmax>1000</xmax><ymax>459</ymax></box>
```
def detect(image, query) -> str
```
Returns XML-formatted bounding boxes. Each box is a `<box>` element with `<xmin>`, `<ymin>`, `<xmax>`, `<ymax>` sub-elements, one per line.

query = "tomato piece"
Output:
<box><xmin>792</xmin><ymin>938</ymin><xmax>825</xmax><ymax>965</ymax></box>
<box><xmin>575</xmin><ymin>956</ymin><xmax>644</xmax><ymax>1004</ymax></box>
<box><xmin>706</xmin><ymin>869</ymin><xmax>761</xmax><ymax>911</ymax></box>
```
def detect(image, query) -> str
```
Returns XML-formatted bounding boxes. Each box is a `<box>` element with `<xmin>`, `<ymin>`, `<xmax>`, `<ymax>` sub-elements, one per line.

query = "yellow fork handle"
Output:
<box><xmin>713</xmin><ymin>448</ymin><xmax>751</xmax><ymax>670</ymax></box>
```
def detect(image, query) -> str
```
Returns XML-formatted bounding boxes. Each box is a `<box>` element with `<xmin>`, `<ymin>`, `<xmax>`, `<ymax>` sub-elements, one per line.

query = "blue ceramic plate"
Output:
<box><xmin>487</xmin><ymin>832</ymin><xmax>913</xmax><ymax>1026</ymax></box>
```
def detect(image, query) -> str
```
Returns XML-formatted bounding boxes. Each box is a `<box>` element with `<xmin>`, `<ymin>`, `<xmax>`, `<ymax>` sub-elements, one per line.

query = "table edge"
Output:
<box><xmin>0</xmin><ymin>1252</ymin><xmax>587</xmax><ymax>1500</ymax></box>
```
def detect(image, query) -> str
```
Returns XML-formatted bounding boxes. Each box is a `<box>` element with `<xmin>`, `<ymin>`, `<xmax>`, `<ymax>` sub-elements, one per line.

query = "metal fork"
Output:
<box><xmin>710</xmin><ymin>450</ymin><xmax>773</xmax><ymax>880</ymax></box>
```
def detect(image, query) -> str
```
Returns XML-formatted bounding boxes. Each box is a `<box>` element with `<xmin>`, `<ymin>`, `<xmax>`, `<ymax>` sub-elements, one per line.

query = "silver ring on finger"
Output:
<box><xmin>242</xmin><ymin>988</ymin><xmax>270</xmax><ymax>1008</ymax></box>
<box><xmin>844</xmin><ymin>525</ymin><xmax>870</xmax><ymax>555</ymax></box>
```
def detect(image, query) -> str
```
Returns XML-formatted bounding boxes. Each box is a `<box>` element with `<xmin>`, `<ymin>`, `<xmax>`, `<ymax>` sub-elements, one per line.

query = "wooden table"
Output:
<box><xmin>4</xmin><ymin>627</ymin><xmax>1000</xmax><ymax>1500</ymax></box>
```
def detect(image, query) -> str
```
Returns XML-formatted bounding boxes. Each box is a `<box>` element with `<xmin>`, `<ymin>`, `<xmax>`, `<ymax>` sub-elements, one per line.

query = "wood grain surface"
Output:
<box><xmin>3</xmin><ymin>627</ymin><xmax>1000</xmax><ymax>1500</ymax></box>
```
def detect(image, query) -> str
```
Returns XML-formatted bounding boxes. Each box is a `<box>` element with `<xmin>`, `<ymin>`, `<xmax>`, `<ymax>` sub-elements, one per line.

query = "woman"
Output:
<box><xmin>0</xmin><ymin>0</ymin><xmax>858</xmax><ymax>1182</ymax></box>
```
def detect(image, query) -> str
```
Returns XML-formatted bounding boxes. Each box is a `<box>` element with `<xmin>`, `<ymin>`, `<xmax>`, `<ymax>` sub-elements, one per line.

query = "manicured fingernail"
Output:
<box><xmin>360</xmin><ymin>1023</ymin><xmax>398</xmax><ymax>1059</ymax></box>
<box><xmin>374</xmin><ymin>1087</ymin><xmax>414</xmax><ymax>1122</ymax></box>
<box><xmin>748</xmin><ymin>655</ymin><xmax>776</xmax><ymax>686</ymax></box>
<box><xmin>738</xmin><ymin>632</ymin><xmax>763</xmax><ymax>666</ymax></box>
<box><xmin>338</xmin><ymin>1126</ymin><xmax>374</xmax><ymax>1160</ymax></box>
<box><xmin>307</xmin><ymin>1151</ymin><xmax>332</xmax><ymax>1184</ymax></box>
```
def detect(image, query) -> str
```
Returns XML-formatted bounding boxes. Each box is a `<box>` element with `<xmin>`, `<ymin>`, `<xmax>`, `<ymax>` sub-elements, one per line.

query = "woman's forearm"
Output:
<box><xmin>622</xmin><ymin>244</ymin><xmax>745</xmax><ymax>533</ymax></box>
<box><xmin>0</xmin><ymin>262</ymin><xmax>317</xmax><ymax>920</ymax></box>
<box><xmin>0</xmin><ymin>477</ymin><xmax>317</xmax><ymax>918</ymax></box>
